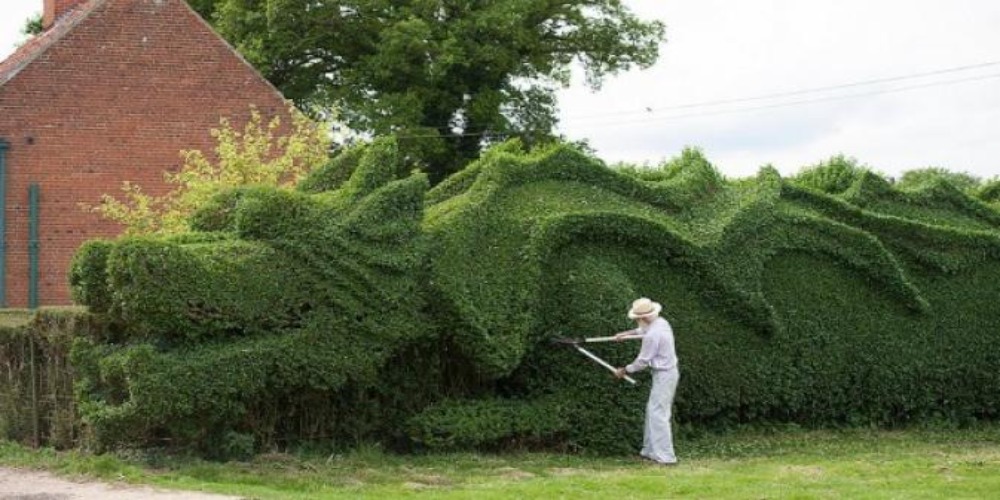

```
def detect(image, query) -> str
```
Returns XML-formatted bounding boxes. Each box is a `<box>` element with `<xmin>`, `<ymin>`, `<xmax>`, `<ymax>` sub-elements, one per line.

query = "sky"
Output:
<box><xmin>2</xmin><ymin>0</ymin><xmax>999</xmax><ymax>180</ymax></box>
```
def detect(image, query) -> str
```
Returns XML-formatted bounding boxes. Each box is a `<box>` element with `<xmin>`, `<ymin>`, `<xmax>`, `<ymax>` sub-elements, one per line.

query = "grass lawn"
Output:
<box><xmin>2</xmin><ymin>425</ymin><xmax>1000</xmax><ymax>499</ymax></box>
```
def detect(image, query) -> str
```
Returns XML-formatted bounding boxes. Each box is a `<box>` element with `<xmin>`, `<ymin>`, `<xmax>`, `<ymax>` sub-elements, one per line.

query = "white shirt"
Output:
<box><xmin>625</xmin><ymin>316</ymin><xmax>678</xmax><ymax>373</ymax></box>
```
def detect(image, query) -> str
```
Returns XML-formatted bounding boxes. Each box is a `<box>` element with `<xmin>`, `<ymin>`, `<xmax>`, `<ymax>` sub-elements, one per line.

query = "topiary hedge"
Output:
<box><xmin>71</xmin><ymin>138</ymin><xmax>435</xmax><ymax>453</ymax></box>
<box><xmin>69</xmin><ymin>138</ymin><xmax>1000</xmax><ymax>456</ymax></box>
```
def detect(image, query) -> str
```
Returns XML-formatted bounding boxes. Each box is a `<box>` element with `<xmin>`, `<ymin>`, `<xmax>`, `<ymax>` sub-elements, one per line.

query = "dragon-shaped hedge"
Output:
<box><xmin>70</xmin><ymin>138</ymin><xmax>1000</xmax><ymax>456</ymax></box>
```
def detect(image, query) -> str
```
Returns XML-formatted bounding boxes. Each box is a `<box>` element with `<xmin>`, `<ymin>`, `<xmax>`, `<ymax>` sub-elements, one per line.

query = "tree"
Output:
<box><xmin>896</xmin><ymin>167</ymin><xmax>981</xmax><ymax>193</ymax></box>
<box><xmin>189</xmin><ymin>0</ymin><xmax>664</xmax><ymax>183</ymax></box>
<box><xmin>791</xmin><ymin>155</ymin><xmax>872</xmax><ymax>194</ymax></box>
<box><xmin>86</xmin><ymin>107</ymin><xmax>330</xmax><ymax>235</ymax></box>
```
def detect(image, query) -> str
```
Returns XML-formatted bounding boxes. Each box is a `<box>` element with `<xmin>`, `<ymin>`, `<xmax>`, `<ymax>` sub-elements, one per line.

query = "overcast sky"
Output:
<box><xmin>2</xmin><ymin>0</ymin><xmax>999</xmax><ymax>179</ymax></box>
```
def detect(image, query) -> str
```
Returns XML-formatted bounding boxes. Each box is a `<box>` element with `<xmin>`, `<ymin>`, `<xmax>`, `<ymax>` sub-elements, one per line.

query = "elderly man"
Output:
<box><xmin>614</xmin><ymin>297</ymin><xmax>679</xmax><ymax>465</ymax></box>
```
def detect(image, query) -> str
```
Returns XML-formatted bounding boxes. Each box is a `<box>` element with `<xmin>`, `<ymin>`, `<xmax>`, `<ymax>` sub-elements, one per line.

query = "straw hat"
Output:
<box><xmin>627</xmin><ymin>297</ymin><xmax>662</xmax><ymax>320</ymax></box>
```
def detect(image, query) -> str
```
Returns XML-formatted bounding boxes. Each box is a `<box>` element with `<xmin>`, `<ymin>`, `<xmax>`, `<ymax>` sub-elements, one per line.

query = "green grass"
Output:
<box><xmin>4</xmin><ymin>426</ymin><xmax>1000</xmax><ymax>499</ymax></box>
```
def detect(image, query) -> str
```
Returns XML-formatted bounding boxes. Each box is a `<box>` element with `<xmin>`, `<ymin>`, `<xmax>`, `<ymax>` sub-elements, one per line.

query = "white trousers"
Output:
<box><xmin>641</xmin><ymin>367</ymin><xmax>679</xmax><ymax>464</ymax></box>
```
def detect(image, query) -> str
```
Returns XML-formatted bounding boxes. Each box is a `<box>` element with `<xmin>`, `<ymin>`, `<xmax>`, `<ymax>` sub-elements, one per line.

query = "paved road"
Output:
<box><xmin>0</xmin><ymin>468</ymin><xmax>241</xmax><ymax>500</ymax></box>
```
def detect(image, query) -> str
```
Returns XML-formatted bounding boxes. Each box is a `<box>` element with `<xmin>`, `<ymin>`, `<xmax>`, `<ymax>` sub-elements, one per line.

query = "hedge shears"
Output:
<box><xmin>553</xmin><ymin>334</ymin><xmax>642</xmax><ymax>385</ymax></box>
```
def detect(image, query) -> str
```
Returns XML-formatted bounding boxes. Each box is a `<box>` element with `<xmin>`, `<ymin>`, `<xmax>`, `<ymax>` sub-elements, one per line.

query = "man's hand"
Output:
<box><xmin>613</xmin><ymin>330</ymin><xmax>635</xmax><ymax>342</ymax></box>
<box><xmin>614</xmin><ymin>367</ymin><xmax>627</xmax><ymax>379</ymax></box>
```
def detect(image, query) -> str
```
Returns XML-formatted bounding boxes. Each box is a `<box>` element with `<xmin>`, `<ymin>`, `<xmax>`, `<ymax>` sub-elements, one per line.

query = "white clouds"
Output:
<box><xmin>0</xmin><ymin>1</ymin><xmax>39</xmax><ymax>58</ymax></box>
<box><xmin>2</xmin><ymin>0</ymin><xmax>997</xmax><ymax>180</ymax></box>
<box><xmin>557</xmin><ymin>0</ymin><xmax>1000</xmax><ymax>179</ymax></box>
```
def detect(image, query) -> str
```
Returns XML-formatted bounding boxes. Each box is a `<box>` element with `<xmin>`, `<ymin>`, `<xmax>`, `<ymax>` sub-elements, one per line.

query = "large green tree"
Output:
<box><xmin>189</xmin><ymin>0</ymin><xmax>664</xmax><ymax>182</ymax></box>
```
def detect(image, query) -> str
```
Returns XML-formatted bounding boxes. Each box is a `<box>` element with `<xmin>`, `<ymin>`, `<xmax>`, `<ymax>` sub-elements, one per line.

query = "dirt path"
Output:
<box><xmin>0</xmin><ymin>467</ymin><xmax>242</xmax><ymax>500</ymax></box>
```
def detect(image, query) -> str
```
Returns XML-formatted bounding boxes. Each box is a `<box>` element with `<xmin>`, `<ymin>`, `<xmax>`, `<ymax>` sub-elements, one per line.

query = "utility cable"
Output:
<box><xmin>394</xmin><ymin>69</ymin><xmax>1000</xmax><ymax>139</ymax></box>
<box><xmin>567</xmin><ymin>71</ymin><xmax>1000</xmax><ymax>130</ymax></box>
<box><xmin>563</xmin><ymin>59</ymin><xmax>1000</xmax><ymax>122</ymax></box>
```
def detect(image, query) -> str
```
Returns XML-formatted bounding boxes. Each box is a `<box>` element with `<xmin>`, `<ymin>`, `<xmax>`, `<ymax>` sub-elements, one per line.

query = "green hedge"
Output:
<box><xmin>71</xmin><ymin>138</ymin><xmax>433</xmax><ymax>453</ymax></box>
<box><xmin>414</xmin><ymin>144</ymin><xmax>1000</xmax><ymax>450</ymax></box>
<box><xmin>0</xmin><ymin>308</ymin><xmax>98</xmax><ymax>449</ymax></box>
<box><xmin>407</xmin><ymin>397</ymin><xmax>568</xmax><ymax>451</ymax></box>
<box><xmin>68</xmin><ymin>139</ymin><xmax>1000</xmax><ymax>455</ymax></box>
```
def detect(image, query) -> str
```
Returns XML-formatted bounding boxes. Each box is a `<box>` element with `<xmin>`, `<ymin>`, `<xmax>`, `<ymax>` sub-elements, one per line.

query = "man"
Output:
<box><xmin>614</xmin><ymin>297</ymin><xmax>679</xmax><ymax>465</ymax></box>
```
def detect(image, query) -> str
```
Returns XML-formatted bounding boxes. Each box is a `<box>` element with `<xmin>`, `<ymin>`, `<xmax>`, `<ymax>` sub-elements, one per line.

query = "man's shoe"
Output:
<box><xmin>639</xmin><ymin>454</ymin><xmax>679</xmax><ymax>466</ymax></box>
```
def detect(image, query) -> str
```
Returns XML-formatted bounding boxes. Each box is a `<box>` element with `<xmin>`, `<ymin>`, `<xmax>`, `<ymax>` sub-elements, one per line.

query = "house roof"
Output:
<box><xmin>0</xmin><ymin>0</ymin><xmax>287</xmax><ymax>105</ymax></box>
<box><xmin>0</xmin><ymin>0</ymin><xmax>106</xmax><ymax>87</ymax></box>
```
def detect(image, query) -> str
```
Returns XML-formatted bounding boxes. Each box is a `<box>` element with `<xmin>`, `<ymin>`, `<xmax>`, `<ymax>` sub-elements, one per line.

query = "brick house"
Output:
<box><xmin>0</xmin><ymin>0</ymin><xmax>291</xmax><ymax>307</ymax></box>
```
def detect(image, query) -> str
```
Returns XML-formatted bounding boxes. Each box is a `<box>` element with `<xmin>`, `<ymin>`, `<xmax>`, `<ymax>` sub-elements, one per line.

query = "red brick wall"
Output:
<box><xmin>0</xmin><ymin>0</ymin><xmax>292</xmax><ymax>306</ymax></box>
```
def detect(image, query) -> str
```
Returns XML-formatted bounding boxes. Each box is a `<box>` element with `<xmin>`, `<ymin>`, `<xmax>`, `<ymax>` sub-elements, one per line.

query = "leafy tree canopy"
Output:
<box><xmin>896</xmin><ymin>167</ymin><xmax>982</xmax><ymax>193</ymax></box>
<box><xmin>188</xmin><ymin>0</ymin><xmax>665</xmax><ymax>183</ymax></box>
<box><xmin>791</xmin><ymin>155</ymin><xmax>872</xmax><ymax>194</ymax></box>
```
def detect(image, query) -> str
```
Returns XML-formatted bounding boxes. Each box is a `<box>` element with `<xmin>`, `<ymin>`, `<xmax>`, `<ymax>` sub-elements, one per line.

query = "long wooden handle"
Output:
<box><xmin>574</xmin><ymin>345</ymin><xmax>638</xmax><ymax>385</ymax></box>
<box><xmin>584</xmin><ymin>334</ymin><xmax>643</xmax><ymax>343</ymax></box>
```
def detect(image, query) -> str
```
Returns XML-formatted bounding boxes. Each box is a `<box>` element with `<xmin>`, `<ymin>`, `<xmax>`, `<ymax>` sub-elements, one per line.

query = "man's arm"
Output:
<box><xmin>625</xmin><ymin>331</ymin><xmax>660</xmax><ymax>373</ymax></box>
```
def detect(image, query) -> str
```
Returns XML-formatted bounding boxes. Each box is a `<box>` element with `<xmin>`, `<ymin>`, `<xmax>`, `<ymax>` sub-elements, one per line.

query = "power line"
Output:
<box><xmin>394</xmin><ymin>68</ymin><xmax>1000</xmax><ymax>139</ymax></box>
<box><xmin>569</xmin><ymin>71</ymin><xmax>1000</xmax><ymax>129</ymax></box>
<box><xmin>563</xmin><ymin>59</ymin><xmax>1000</xmax><ymax>122</ymax></box>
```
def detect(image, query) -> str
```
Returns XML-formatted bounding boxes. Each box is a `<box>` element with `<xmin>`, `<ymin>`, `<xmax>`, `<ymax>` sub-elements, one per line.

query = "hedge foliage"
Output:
<box><xmin>0</xmin><ymin>308</ymin><xmax>98</xmax><ymax>449</ymax></box>
<box><xmin>70</xmin><ymin>138</ymin><xmax>1000</xmax><ymax>456</ymax></box>
<box><xmin>71</xmin><ymin>137</ymin><xmax>433</xmax><ymax>453</ymax></box>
